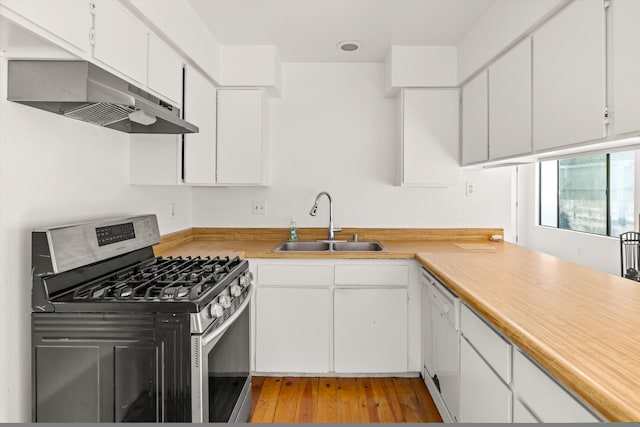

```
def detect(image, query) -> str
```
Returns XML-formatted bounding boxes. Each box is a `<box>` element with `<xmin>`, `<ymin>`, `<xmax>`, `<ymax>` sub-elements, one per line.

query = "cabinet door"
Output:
<box><xmin>401</xmin><ymin>89</ymin><xmax>459</xmax><ymax>186</ymax></box>
<box><xmin>35</xmin><ymin>345</ymin><xmax>101</xmax><ymax>421</ymax></box>
<box><xmin>459</xmin><ymin>337</ymin><xmax>512</xmax><ymax>422</ymax></box>
<box><xmin>532</xmin><ymin>0</ymin><xmax>606</xmax><ymax>151</ymax></box>
<box><xmin>489</xmin><ymin>38</ymin><xmax>532</xmax><ymax>159</ymax></box>
<box><xmin>1</xmin><ymin>0</ymin><xmax>91</xmax><ymax>52</ymax></box>
<box><xmin>334</xmin><ymin>288</ymin><xmax>407</xmax><ymax>373</ymax></box>
<box><xmin>514</xmin><ymin>398</ymin><xmax>540</xmax><ymax>423</ymax></box>
<box><xmin>148</xmin><ymin>34</ymin><xmax>183</xmax><ymax>105</ymax></box>
<box><xmin>611</xmin><ymin>0</ymin><xmax>640</xmax><ymax>136</ymax></box>
<box><xmin>216</xmin><ymin>89</ymin><xmax>267</xmax><ymax>185</ymax></box>
<box><xmin>255</xmin><ymin>287</ymin><xmax>331</xmax><ymax>373</ymax></box>
<box><xmin>93</xmin><ymin>0</ymin><xmax>147</xmax><ymax>85</ymax></box>
<box><xmin>461</xmin><ymin>70</ymin><xmax>488</xmax><ymax>164</ymax></box>
<box><xmin>183</xmin><ymin>65</ymin><xmax>217</xmax><ymax>184</ymax></box>
<box><xmin>513</xmin><ymin>351</ymin><xmax>600</xmax><ymax>422</ymax></box>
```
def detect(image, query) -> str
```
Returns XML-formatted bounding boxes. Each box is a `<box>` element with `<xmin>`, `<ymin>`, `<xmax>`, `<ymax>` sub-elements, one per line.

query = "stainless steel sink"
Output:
<box><xmin>331</xmin><ymin>241</ymin><xmax>385</xmax><ymax>252</ymax></box>
<box><xmin>273</xmin><ymin>240</ymin><xmax>386</xmax><ymax>252</ymax></box>
<box><xmin>275</xmin><ymin>241</ymin><xmax>331</xmax><ymax>252</ymax></box>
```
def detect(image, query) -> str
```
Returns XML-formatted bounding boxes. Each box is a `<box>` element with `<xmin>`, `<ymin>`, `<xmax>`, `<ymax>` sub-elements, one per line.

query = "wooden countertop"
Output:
<box><xmin>155</xmin><ymin>228</ymin><xmax>639</xmax><ymax>421</ymax></box>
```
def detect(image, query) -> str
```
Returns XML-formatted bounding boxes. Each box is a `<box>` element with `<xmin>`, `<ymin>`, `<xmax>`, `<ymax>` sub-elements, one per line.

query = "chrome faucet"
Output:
<box><xmin>309</xmin><ymin>191</ymin><xmax>341</xmax><ymax>241</ymax></box>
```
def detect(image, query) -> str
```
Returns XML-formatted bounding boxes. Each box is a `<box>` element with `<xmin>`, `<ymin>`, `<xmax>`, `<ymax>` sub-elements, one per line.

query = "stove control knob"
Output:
<box><xmin>240</xmin><ymin>272</ymin><xmax>253</xmax><ymax>287</ymax></box>
<box><xmin>230</xmin><ymin>284</ymin><xmax>242</xmax><ymax>297</ymax></box>
<box><xmin>219</xmin><ymin>295</ymin><xmax>232</xmax><ymax>309</ymax></box>
<box><xmin>209</xmin><ymin>303</ymin><xmax>224</xmax><ymax>318</ymax></box>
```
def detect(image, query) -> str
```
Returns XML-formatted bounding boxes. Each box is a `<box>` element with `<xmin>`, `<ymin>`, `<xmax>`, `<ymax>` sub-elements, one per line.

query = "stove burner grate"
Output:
<box><xmin>65</xmin><ymin>255</ymin><xmax>243</xmax><ymax>303</ymax></box>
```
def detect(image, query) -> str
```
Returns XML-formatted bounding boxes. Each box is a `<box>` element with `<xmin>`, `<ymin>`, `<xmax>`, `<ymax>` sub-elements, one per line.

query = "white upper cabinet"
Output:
<box><xmin>399</xmin><ymin>89</ymin><xmax>459</xmax><ymax>186</ymax></box>
<box><xmin>147</xmin><ymin>34</ymin><xmax>183</xmax><ymax>106</ymax></box>
<box><xmin>183</xmin><ymin>65</ymin><xmax>217</xmax><ymax>185</ymax></box>
<box><xmin>0</xmin><ymin>0</ymin><xmax>91</xmax><ymax>52</ymax></box>
<box><xmin>489</xmin><ymin>38</ymin><xmax>532</xmax><ymax>159</ymax></box>
<box><xmin>461</xmin><ymin>70</ymin><xmax>489</xmax><ymax>165</ymax></box>
<box><xmin>92</xmin><ymin>0</ymin><xmax>148</xmax><ymax>85</ymax></box>
<box><xmin>611</xmin><ymin>0</ymin><xmax>640</xmax><ymax>136</ymax></box>
<box><xmin>532</xmin><ymin>0</ymin><xmax>606</xmax><ymax>152</ymax></box>
<box><xmin>216</xmin><ymin>89</ymin><xmax>269</xmax><ymax>185</ymax></box>
<box><xmin>183</xmin><ymin>86</ymin><xmax>269</xmax><ymax>186</ymax></box>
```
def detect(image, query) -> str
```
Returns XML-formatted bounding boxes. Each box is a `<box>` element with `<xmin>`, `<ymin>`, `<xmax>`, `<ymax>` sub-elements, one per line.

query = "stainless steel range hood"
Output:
<box><xmin>7</xmin><ymin>60</ymin><xmax>199</xmax><ymax>134</ymax></box>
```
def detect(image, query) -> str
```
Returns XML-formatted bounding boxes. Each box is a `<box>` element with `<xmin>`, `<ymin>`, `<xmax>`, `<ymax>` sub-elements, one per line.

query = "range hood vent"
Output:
<box><xmin>7</xmin><ymin>60</ymin><xmax>199</xmax><ymax>135</ymax></box>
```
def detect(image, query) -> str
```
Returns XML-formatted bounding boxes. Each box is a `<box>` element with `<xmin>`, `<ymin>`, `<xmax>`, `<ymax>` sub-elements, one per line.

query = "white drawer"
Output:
<box><xmin>257</xmin><ymin>264</ymin><xmax>332</xmax><ymax>286</ymax></box>
<box><xmin>513</xmin><ymin>351</ymin><xmax>600</xmax><ymax>422</ymax></box>
<box><xmin>461</xmin><ymin>304</ymin><xmax>511</xmax><ymax>383</ymax></box>
<box><xmin>334</xmin><ymin>265</ymin><xmax>408</xmax><ymax>286</ymax></box>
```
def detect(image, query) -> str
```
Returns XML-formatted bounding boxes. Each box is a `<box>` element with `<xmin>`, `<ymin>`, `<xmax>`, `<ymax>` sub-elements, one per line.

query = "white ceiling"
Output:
<box><xmin>186</xmin><ymin>0</ymin><xmax>496</xmax><ymax>62</ymax></box>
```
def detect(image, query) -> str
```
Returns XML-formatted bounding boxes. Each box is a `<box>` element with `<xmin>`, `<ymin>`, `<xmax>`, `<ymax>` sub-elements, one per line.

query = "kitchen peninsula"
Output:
<box><xmin>155</xmin><ymin>227</ymin><xmax>639</xmax><ymax>422</ymax></box>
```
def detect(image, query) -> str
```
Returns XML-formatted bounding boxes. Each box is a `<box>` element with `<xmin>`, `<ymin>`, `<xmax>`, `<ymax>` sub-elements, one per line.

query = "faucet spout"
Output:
<box><xmin>309</xmin><ymin>191</ymin><xmax>337</xmax><ymax>241</ymax></box>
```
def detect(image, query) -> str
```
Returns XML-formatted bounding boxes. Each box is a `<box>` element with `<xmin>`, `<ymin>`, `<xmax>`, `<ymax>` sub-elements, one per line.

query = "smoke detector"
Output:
<box><xmin>337</xmin><ymin>40</ymin><xmax>362</xmax><ymax>52</ymax></box>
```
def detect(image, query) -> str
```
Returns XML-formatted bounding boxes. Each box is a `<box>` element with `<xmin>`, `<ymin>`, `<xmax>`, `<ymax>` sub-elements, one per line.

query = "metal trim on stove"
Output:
<box><xmin>191</xmin><ymin>284</ymin><xmax>253</xmax><ymax>422</ymax></box>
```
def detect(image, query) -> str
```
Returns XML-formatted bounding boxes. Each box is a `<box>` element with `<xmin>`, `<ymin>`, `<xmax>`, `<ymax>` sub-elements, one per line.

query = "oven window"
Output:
<box><xmin>208</xmin><ymin>307</ymin><xmax>250</xmax><ymax>422</ymax></box>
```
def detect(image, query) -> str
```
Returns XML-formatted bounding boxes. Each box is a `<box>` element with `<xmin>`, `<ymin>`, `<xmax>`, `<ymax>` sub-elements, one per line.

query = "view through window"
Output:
<box><xmin>539</xmin><ymin>151</ymin><xmax>635</xmax><ymax>237</ymax></box>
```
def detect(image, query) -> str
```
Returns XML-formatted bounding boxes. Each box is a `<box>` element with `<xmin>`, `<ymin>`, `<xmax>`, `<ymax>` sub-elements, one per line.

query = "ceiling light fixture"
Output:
<box><xmin>337</xmin><ymin>40</ymin><xmax>362</xmax><ymax>52</ymax></box>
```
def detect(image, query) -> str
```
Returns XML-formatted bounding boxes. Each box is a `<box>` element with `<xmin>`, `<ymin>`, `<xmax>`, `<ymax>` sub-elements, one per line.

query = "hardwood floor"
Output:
<box><xmin>249</xmin><ymin>376</ymin><xmax>443</xmax><ymax>423</ymax></box>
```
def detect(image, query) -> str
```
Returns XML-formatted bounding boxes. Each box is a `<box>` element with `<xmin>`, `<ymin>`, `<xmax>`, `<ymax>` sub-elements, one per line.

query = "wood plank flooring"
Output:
<box><xmin>250</xmin><ymin>377</ymin><xmax>443</xmax><ymax>423</ymax></box>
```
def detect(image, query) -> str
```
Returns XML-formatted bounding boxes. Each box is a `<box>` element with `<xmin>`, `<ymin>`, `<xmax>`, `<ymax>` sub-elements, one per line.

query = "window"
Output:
<box><xmin>539</xmin><ymin>151</ymin><xmax>635</xmax><ymax>237</ymax></box>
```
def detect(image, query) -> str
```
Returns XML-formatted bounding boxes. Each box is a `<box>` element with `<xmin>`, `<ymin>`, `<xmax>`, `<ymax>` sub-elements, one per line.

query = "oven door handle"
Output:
<box><xmin>201</xmin><ymin>284</ymin><xmax>253</xmax><ymax>348</ymax></box>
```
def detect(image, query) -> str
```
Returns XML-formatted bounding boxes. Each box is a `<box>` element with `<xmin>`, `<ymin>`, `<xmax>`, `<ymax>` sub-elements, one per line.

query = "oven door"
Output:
<box><xmin>191</xmin><ymin>287</ymin><xmax>252</xmax><ymax>423</ymax></box>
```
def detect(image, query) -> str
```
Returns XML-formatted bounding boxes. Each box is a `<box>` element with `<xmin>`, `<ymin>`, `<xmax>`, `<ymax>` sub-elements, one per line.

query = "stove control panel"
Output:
<box><xmin>96</xmin><ymin>222</ymin><xmax>136</xmax><ymax>247</ymax></box>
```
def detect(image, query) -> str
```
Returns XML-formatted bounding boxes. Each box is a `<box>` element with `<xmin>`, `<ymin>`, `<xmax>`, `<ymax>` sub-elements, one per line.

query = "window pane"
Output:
<box><xmin>558</xmin><ymin>155</ymin><xmax>607</xmax><ymax>234</ymax></box>
<box><xmin>540</xmin><ymin>160</ymin><xmax>558</xmax><ymax>227</ymax></box>
<box><xmin>609</xmin><ymin>151</ymin><xmax>635</xmax><ymax>237</ymax></box>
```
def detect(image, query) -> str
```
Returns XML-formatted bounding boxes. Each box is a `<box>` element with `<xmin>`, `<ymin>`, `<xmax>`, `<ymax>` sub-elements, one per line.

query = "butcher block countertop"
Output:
<box><xmin>154</xmin><ymin>227</ymin><xmax>640</xmax><ymax>422</ymax></box>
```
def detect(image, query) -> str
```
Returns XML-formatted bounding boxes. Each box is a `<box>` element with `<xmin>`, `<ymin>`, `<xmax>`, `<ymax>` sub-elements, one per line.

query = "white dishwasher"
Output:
<box><xmin>422</xmin><ymin>268</ymin><xmax>461</xmax><ymax>422</ymax></box>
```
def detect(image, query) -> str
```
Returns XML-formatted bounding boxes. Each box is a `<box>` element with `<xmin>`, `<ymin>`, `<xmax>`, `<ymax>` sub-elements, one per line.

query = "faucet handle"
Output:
<box><xmin>353</xmin><ymin>233</ymin><xmax>358</xmax><ymax>242</ymax></box>
<box><xmin>333</xmin><ymin>226</ymin><xmax>342</xmax><ymax>233</ymax></box>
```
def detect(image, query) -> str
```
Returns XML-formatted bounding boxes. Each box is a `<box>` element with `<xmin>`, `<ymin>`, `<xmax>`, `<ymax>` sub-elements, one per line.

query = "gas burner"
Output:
<box><xmin>62</xmin><ymin>255</ymin><xmax>248</xmax><ymax>305</ymax></box>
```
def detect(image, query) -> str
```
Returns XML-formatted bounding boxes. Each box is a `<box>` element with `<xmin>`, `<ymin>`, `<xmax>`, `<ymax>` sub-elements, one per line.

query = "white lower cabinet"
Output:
<box><xmin>513</xmin><ymin>350</ymin><xmax>600</xmax><ymax>422</ymax></box>
<box><xmin>459</xmin><ymin>337</ymin><xmax>512</xmax><ymax>422</ymax></box>
<box><xmin>334</xmin><ymin>288</ymin><xmax>407</xmax><ymax>373</ymax></box>
<box><xmin>255</xmin><ymin>287</ymin><xmax>331</xmax><ymax>373</ymax></box>
<box><xmin>251</xmin><ymin>259</ymin><xmax>417</xmax><ymax>375</ymax></box>
<box><xmin>421</xmin><ymin>273</ymin><xmax>602</xmax><ymax>424</ymax></box>
<box><xmin>514</xmin><ymin>398</ymin><xmax>540</xmax><ymax>423</ymax></box>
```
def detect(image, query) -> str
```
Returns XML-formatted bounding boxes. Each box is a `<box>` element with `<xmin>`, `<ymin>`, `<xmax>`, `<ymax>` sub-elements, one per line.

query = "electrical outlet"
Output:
<box><xmin>169</xmin><ymin>203</ymin><xmax>176</xmax><ymax>218</ymax></box>
<box><xmin>465</xmin><ymin>182</ymin><xmax>475</xmax><ymax>197</ymax></box>
<box><xmin>252</xmin><ymin>201</ymin><xmax>266</xmax><ymax>215</ymax></box>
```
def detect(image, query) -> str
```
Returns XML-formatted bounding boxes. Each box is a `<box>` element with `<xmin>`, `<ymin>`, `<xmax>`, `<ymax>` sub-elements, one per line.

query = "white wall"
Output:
<box><xmin>0</xmin><ymin>58</ymin><xmax>192</xmax><ymax>422</ymax></box>
<box><xmin>516</xmin><ymin>163</ymin><xmax>624</xmax><ymax>275</ymax></box>
<box><xmin>192</xmin><ymin>63</ymin><xmax>516</xmax><ymax>241</ymax></box>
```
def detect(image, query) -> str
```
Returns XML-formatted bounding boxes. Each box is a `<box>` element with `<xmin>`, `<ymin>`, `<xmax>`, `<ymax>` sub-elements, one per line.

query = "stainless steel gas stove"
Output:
<box><xmin>31</xmin><ymin>215</ymin><xmax>253</xmax><ymax>423</ymax></box>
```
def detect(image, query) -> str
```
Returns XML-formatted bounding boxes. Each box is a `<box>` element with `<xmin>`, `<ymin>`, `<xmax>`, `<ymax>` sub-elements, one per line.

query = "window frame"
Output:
<box><xmin>538</xmin><ymin>152</ymin><xmax>634</xmax><ymax>238</ymax></box>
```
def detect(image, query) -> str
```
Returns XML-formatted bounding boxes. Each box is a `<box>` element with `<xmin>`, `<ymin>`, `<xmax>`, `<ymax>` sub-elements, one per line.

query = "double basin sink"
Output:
<box><xmin>274</xmin><ymin>240</ymin><xmax>386</xmax><ymax>252</ymax></box>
